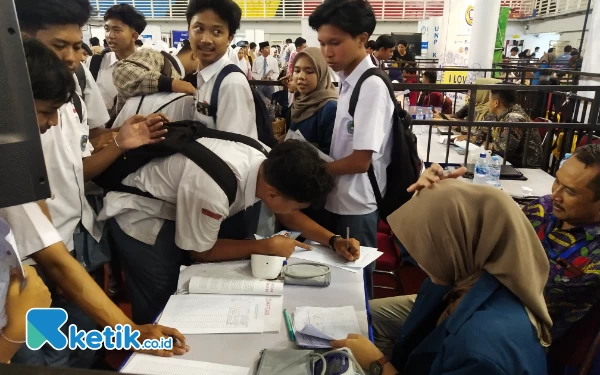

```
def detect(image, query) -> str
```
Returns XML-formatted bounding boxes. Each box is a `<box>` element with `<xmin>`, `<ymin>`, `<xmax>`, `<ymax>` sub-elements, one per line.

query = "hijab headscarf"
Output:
<box><xmin>233</xmin><ymin>47</ymin><xmax>249</xmax><ymax>71</ymax></box>
<box><xmin>290</xmin><ymin>47</ymin><xmax>338</xmax><ymax>123</ymax></box>
<box><xmin>473</xmin><ymin>77</ymin><xmax>501</xmax><ymax>121</ymax></box>
<box><xmin>387</xmin><ymin>180</ymin><xmax>553</xmax><ymax>347</ymax></box>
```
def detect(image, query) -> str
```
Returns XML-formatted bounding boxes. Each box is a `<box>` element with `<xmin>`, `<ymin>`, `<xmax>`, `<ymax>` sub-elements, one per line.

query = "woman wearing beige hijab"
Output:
<box><xmin>287</xmin><ymin>47</ymin><xmax>338</xmax><ymax>155</ymax></box>
<box><xmin>331</xmin><ymin>179</ymin><xmax>551</xmax><ymax>375</ymax></box>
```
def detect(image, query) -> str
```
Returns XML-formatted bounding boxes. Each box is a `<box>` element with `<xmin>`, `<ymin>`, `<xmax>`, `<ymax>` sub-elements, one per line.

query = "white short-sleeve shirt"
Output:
<box><xmin>194</xmin><ymin>53</ymin><xmax>257</xmax><ymax>139</ymax></box>
<box><xmin>111</xmin><ymin>92</ymin><xmax>196</xmax><ymax>129</ymax></box>
<box><xmin>40</xmin><ymin>101</ymin><xmax>103</xmax><ymax>250</ymax></box>
<box><xmin>325</xmin><ymin>55</ymin><xmax>394</xmax><ymax>215</ymax></box>
<box><xmin>74</xmin><ymin>63</ymin><xmax>110</xmax><ymax>129</ymax></box>
<box><xmin>87</xmin><ymin>52</ymin><xmax>119</xmax><ymax>111</ymax></box>
<box><xmin>99</xmin><ymin>138</ymin><xmax>266</xmax><ymax>251</ymax></box>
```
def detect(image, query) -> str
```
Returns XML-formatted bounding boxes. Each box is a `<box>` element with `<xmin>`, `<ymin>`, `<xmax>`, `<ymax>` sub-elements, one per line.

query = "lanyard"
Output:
<box><xmin>543</xmin><ymin>216</ymin><xmax>587</xmax><ymax>260</ymax></box>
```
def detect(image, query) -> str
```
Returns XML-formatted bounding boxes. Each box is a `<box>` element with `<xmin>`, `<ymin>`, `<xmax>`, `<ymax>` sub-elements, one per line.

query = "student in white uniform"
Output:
<box><xmin>252</xmin><ymin>41</ymin><xmax>280</xmax><ymax>99</ymax></box>
<box><xmin>100</xmin><ymin>139</ymin><xmax>361</xmax><ymax>325</ymax></box>
<box><xmin>16</xmin><ymin>0</ymin><xmax>111</xmax><ymax>142</ymax></box>
<box><xmin>88</xmin><ymin>4</ymin><xmax>147</xmax><ymax>113</ymax></box>
<box><xmin>188</xmin><ymin>0</ymin><xmax>257</xmax><ymax>138</ymax></box>
<box><xmin>309</xmin><ymin>0</ymin><xmax>394</xmax><ymax>299</ymax></box>
<box><xmin>4</xmin><ymin>38</ymin><xmax>187</xmax><ymax>367</ymax></box>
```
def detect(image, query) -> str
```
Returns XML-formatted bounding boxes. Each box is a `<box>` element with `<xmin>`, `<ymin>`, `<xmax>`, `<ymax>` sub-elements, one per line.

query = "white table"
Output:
<box><xmin>122</xmin><ymin>259</ymin><xmax>369</xmax><ymax>372</ymax></box>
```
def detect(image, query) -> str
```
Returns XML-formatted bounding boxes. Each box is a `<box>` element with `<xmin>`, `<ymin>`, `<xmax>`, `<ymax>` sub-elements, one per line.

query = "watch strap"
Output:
<box><xmin>377</xmin><ymin>356</ymin><xmax>390</xmax><ymax>366</ymax></box>
<box><xmin>328</xmin><ymin>235</ymin><xmax>341</xmax><ymax>250</ymax></box>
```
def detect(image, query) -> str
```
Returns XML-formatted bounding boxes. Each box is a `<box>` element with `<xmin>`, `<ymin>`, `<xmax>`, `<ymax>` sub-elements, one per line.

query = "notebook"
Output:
<box><xmin>292</xmin><ymin>306</ymin><xmax>361</xmax><ymax>349</ymax></box>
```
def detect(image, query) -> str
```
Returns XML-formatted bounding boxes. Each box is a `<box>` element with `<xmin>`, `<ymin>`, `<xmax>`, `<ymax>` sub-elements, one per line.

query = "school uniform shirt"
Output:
<box><xmin>40</xmin><ymin>101</ymin><xmax>103</xmax><ymax>251</ymax></box>
<box><xmin>112</xmin><ymin>92</ymin><xmax>196</xmax><ymax>129</ymax></box>
<box><xmin>74</xmin><ymin>63</ymin><xmax>110</xmax><ymax>129</ymax></box>
<box><xmin>98</xmin><ymin>138</ymin><xmax>267</xmax><ymax>251</ymax></box>
<box><xmin>194</xmin><ymin>53</ymin><xmax>257</xmax><ymax>139</ymax></box>
<box><xmin>87</xmin><ymin>51</ymin><xmax>119</xmax><ymax>111</ymax></box>
<box><xmin>252</xmin><ymin>55</ymin><xmax>279</xmax><ymax>81</ymax></box>
<box><xmin>325</xmin><ymin>55</ymin><xmax>394</xmax><ymax>216</ymax></box>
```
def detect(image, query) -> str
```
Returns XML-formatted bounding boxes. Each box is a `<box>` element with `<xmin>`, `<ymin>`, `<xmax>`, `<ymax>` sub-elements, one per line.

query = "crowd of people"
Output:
<box><xmin>0</xmin><ymin>0</ymin><xmax>599</xmax><ymax>374</ymax></box>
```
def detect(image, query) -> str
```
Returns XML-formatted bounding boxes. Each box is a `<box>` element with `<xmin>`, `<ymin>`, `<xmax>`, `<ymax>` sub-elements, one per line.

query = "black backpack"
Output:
<box><xmin>348</xmin><ymin>68</ymin><xmax>421</xmax><ymax>222</ymax></box>
<box><xmin>92</xmin><ymin>120</ymin><xmax>268</xmax><ymax>207</ymax></box>
<box><xmin>209</xmin><ymin>64</ymin><xmax>277</xmax><ymax>147</ymax></box>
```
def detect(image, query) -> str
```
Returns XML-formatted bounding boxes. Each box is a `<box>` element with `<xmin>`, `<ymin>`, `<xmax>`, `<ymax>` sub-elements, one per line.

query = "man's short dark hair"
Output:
<box><xmin>286</xmin><ymin>38</ymin><xmax>293</xmax><ymax>43</ymax></box>
<box><xmin>309</xmin><ymin>0</ymin><xmax>376</xmax><ymax>38</ymax></box>
<box><xmin>186</xmin><ymin>0</ymin><xmax>241</xmax><ymax>36</ymax></box>
<box><xmin>82</xmin><ymin>42</ymin><xmax>92</xmax><ymax>56</ymax></box>
<box><xmin>263</xmin><ymin>140</ymin><xmax>335</xmax><ymax>207</ymax></box>
<box><xmin>548</xmin><ymin>47</ymin><xmax>555</xmax><ymax>53</ymax></box>
<box><xmin>104</xmin><ymin>4</ymin><xmax>147</xmax><ymax>34</ymax></box>
<box><xmin>135</xmin><ymin>39</ymin><xmax>144</xmax><ymax>47</ymax></box>
<box><xmin>15</xmin><ymin>0</ymin><xmax>92</xmax><ymax>33</ymax></box>
<box><xmin>249</xmin><ymin>42</ymin><xmax>257</xmax><ymax>49</ymax></box>
<box><xmin>375</xmin><ymin>35</ymin><xmax>396</xmax><ymax>50</ymax></box>
<box><xmin>398</xmin><ymin>40</ymin><xmax>408</xmax><ymax>48</ymax></box>
<box><xmin>422</xmin><ymin>71</ymin><xmax>437</xmax><ymax>84</ymax></box>
<box><xmin>89</xmin><ymin>37</ymin><xmax>100</xmax><ymax>46</ymax></box>
<box><xmin>573</xmin><ymin>144</ymin><xmax>600</xmax><ymax>200</ymax></box>
<box><xmin>535</xmin><ymin>46</ymin><xmax>540</xmax><ymax>51</ymax></box>
<box><xmin>564</xmin><ymin>45</ymin><xmax>573</xmax><ymax>53</ymax></box>
<box><xmin>490</xmin><ymin>88</ymin><xmax>517</xmax><ymax>108</ymax></box>
<box><xmin>511</xmin><ymin>47</ymin><xmax>519</xmax><ymax>53</ymax></box>
<box><xmin>23</xmin><ymin>38</ymin><xmax>75</xmax><ymax>106</ymax></box>
<box><xmin>366</xmin><ymin>40</ymin><xmax>376</xmax><ymax>50</ymax></box>
<box><xmin>294</xmin><ymin>37</ymin><xmax>307</xmax><ymax>48</ymax></box>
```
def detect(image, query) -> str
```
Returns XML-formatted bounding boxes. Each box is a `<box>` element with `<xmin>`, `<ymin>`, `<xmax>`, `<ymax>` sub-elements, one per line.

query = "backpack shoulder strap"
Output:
<box><xmin>153</xmin><ymin>94</ymin><xmax>193</xmax><ymax>114</ymax></box>
<box><xmin>208</xmin><ymin>64</ymin><xmax>245</xmax><ymax>121</ymax></box>
<box><xmin>89</xmin><ymin>51</ymin><xmax>107</xmax><ymax>81</ymax></box>
<box><xmin>72</xmin><ymin>95</ymin><xmax>84</xmax><ymax>124</ymax></box>
<box><xmin>136</xmin><ymin>96</ymin><xmax>146</xmax><ymax>115</ymax></box>
<box><xmin>161</xmin><ymin>50</ymin><xmax>182</xmax><ymax>76</ymax></box>
<box><xmin>349</xmin><ymin>67</ymin><xmax>397</xmax><ymax>118</ymax></box>
<box><xmin>75</xmin><ymin>63</ymin><xmax>87</xmax><ymax>96</ymax></box>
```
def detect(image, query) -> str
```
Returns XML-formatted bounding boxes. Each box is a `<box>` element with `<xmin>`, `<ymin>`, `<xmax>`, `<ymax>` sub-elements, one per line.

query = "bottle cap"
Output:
<box><xmin>480</xmin><ymin>153</ymin><xmax>487</xmax><ymax>157</ymax></box>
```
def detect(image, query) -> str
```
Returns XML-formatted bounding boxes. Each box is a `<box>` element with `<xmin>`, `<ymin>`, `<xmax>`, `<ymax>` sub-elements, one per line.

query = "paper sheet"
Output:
<box><xmin>121</xmin><ymin>354</ymin><xmax>250</xmax><ymax>375</ymax></box>
<box><xmin>293</xmin><ymin>306</ymin><xmax>361</xmax><ymax>349</ymax></box>
<box><xmin>285</xmin><ymin>130</ymin><xmax>334</xmax><ymax>162</ymax></box>
<box><xmin>263</xmin><ymin>296</ymin><xmax>283</xmax><ymax>333</ymax></box>
<box><xmin>188</xmin><ymin>275</ymin><xmax>284</xmax><ymax>296</ymax></box>
<box><xmin>291</xmin><ymin>243</ymin><xmax>383</xmax><ymax>272</ymax></box>
<box><xmin>157</xmin><ymin>295</ymin><xmax>265</xmax><ymax>334</ymax></box>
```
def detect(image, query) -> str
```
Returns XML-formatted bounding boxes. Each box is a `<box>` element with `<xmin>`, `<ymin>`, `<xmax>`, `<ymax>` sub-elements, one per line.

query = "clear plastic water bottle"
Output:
<box><xmin>416</xmin><ymin>108</ymin><xmax>424</xmax><ymax>120</ymax></box>
<box><xmin>473</xmin><ymin>153</ymin><xmax>489</xmax><ymax>185</ymax></box>
<box><xmin>559</xmin><ymin>153</ymin><xmax>572</xmax><ymax>169</ymax></box>
<box><xmin>403</xmin><ymin>97</ymin><xmax>411</xmax><ymax>112</ymax></box>
<box><xmin>427</xmin><ymin>108</ymin><xmax>434</xmax><ymax>120</ymax></box>
<box><xmin>487</xmin><ymin>155</ymin><xmax>501</xmax><ymax>188</ymax></box>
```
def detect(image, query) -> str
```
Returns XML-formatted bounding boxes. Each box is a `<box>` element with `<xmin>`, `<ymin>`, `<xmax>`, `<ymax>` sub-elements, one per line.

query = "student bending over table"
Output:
<box><xmin>335</xmin><ymin>179</ymin><xmax>551</xmax><ymax>375</ymax></box>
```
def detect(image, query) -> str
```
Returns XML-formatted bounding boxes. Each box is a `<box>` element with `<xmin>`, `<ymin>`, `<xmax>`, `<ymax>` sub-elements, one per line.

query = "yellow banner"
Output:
<box><xmin>441</xmin><ymin>70</ymin><xmax>468</xmax><ymax>84</ymax></box>
<box><xmin>234</xmin><ymin>0</ymin><xmax>281</xmax><ymax>18</ymax></box>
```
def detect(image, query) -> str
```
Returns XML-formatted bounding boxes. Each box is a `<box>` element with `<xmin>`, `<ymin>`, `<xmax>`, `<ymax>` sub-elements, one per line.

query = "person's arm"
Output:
<box><xmin>82</xmin><ymin>116</ymin><xmax>167</xmax><ymax>181</ymax></box>
<box><xmin>328</xmin><ymin>150</ymin><xmax>373</xmax><ymax>175</ymax></box>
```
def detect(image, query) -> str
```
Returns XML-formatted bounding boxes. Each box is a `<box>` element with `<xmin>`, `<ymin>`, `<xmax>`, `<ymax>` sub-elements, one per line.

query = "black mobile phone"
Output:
<box><xmin>440</xmin><ymin>113</ymin><xmax>450</xmax><ymax>121</ymax></box>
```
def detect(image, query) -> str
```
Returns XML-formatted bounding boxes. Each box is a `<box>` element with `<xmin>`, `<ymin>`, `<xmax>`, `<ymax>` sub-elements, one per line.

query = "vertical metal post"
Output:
<box><xmin>282</xmin><ymin>0</ymin><xmax>285</xmax><ymax>19</ymax></box>
<box><xmin>464</xmin><ymin>88</ymin><xmax>478</xmax><ymax>165</ymax></box>
<box><xmin>264</xmin><ymin>0</ymin><xmax>267</xmax><ymax>19</ymax></box>
<box><xmin>95</xmin><ymin>0</ymin><xmax>100</xmax><ymax>16</ymax></box>
<box><xmin>382</xmin><ymin>0</ymin><xmax>386</xmax><ymax>21</ymax></box>
<box><xmin>301</xmin><ymin>0</ymin><xmax>305</xmax><ymax>17</ymax></box>
<box><xmin>578</xmin><ymin>0</ymin><xmax>592</xmax><ymax>54</ymax></box>
<box><xmin>168</xmin><ymin>0</ymin><xmax>172</xmax><ymax>19</ymax></box>
<box><xmin>402</xmin><ymin>0</ymin><xmax>406</xmax><ymax>19</ymax></box>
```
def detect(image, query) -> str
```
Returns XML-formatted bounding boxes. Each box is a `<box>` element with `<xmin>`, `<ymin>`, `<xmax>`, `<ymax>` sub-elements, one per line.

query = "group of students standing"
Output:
<box><xmin>1</xmin><ymin>0</ymin><xmax>600</xmax><ymax>374</ymax></box>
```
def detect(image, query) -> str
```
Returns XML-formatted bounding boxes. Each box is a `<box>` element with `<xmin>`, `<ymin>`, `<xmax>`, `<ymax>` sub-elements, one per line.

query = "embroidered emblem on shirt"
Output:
<box><xmin>196</xmin><ymin>101</ymin><xmax>211</xmax><ymax>116</ymax></box>
<box><xmin>80</xmin><ymin>135</ymin><xmax>88</xmax><ymax>152</ymax></box>
<box><xmin>202</xmin><ymin>208</ymin><xmax>222</xmax><ymax>220</ymax></box>
<box><xmin>347</xmin><ymin>121</ymin><xmax>354</xmax><ymax>135</ymax></box>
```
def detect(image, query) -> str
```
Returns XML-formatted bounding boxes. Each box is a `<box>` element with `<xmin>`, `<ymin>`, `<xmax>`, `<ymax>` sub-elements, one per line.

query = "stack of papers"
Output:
<box><xmin>293</xmin><ymin>306</ymin><xmax>361</xmax><ymax>349</ymax></box>
<box><xmin>291</xmin><ymin>242</ymin><xmax>383</xmax><ymax>273</ymax></box>
<box><xmin>121</xmin><ymin>355</ymin><xmax>250</xmax><ymax>375</ymax></box>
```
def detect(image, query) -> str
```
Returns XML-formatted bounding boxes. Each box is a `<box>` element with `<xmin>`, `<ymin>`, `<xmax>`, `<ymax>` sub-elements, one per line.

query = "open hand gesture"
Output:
<box><xmin>115</xmin><ymin>115</ymin><xmax>168</xmax><ymax>151</ymax></box>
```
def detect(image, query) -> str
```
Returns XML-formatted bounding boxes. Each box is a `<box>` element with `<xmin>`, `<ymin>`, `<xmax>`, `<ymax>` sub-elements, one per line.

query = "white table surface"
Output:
<box><xmin>122</xmin><ymin>259</ymin><xmax>368</xmax><ymax>373</ymax></box>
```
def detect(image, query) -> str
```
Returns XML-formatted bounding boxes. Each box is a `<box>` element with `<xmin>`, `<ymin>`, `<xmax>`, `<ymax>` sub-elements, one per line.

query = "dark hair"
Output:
<box><xmin>309</xmin><ymin>0</ymin><xmax>376</xmax><ymax>38</ymax></box>
<box><xmin>134</xmin><ymin>39</ymin><xmax>144</xmax><ymax>47</ymax></box>
<box><xmin>23</xmin><ymin>38</ymin><xmax>75</xmax><ymax>106</ymax></box>
<box><xmin>375</xmin><ymin>34</ymin><xmax>396</xmax><ymax>50</ymax></box>
<box><xmin>82</xmin><ymin>42</ymin><xmax>92</xmax><ymax>56</ymax></box>
<box><xmin>186</xmin><ymin>0</ymin><xmax>241</xmax><ymax>36</ymax></box>
<box><xmin>398</xmin><ymin>40</ymin><xmax>408</xmax><ymax>48</ymax></box>
<box><xmin>571</xmin><ymin>50</ymin><xmax>580</xmax><ymax>56</ymax></box>
<box><xmin>264</xmin><ymin>140</ymin><xmax>335</xmax><ymax>206</ymax></box>
<box><xmin>548</xmin><ymin>47</ymin><xmax>555</xmax><ymax>53</ymax></box>
<box><xmin>249</xmin><ymin>42</ymin><xmax>257</xmax><ymax>49</ymax></box>
<box><xmin>535</xmin><ymin>46</ymin><xmax>540</xmax><ymax>50</ymax></box>
<box><xmin>510</xmin><ymin>47</ymin><xmax>519</xmax><ymax>53</ymax></box>
<box><xmin>490</xmin><ymin>88</ymin><xmax>517</xmax><ymax>108</ymax></box>
<box><xmin>294</xmin><ymin>37</ymin><xmax>307</xmax><ymax>48</ymax></box>
<box><xmin>286</xmin><ymin>38</ymin><xmax>293</xmax><ymax>43</ymax></box>
<box><xmin>573</xmin><ymin>144</ymin><xmax>600</xmax><ymax>200</ymax></box>
<box><xmin>178</xmin><ymin>39</ymin><xmax>193</xmax><ymax>54</ymax></box>
<box><xmin>89</xmin><ymin>37</ymin><xmax>100</xmax><ymax>46</ymax></box>
<box><xmin>366</xmin><ymin>40</ymin><xmax>376</xmax><ymax>50</ymax></box>
<box><xmin>104</xmin><ymin>4</ymin><xmax>146</xmax><ymax>34</ymax></box>
<box><xmin>422</xmin><ymin>71</ymin><xmax>437</xmax><ymax>83</ymax></box>
<box><xmin>564</xmin><ymin>45</ymin><xmax>573</xmax><ymax>53</ymax></box>
<box><xmin>15</xmin><ymin>0</ymin><xmax>92</xmax><ymax>32</ymax></box>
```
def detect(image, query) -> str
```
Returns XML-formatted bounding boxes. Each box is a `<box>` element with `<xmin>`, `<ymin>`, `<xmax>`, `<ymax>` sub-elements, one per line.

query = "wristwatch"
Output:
<box><xmin>328</xmin><ymin>235</ymin><xmax>341</xmax><ymax>250</ymax></box>
<box><xmin>369</xmin><ymin>356</ymin><xmax>390</xmax><ymax>375</ymax></box>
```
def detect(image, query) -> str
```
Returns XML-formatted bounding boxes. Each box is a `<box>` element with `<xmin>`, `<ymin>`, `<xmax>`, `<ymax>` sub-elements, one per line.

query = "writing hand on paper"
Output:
<box><xmin>407</xmin><ymin>163</ymin><xmax>467</xmax><ymax>193</ymax></box>
<box><xmin>333</xmin><ymin>237</ymin><xmax>360</xmax><ymax>262</ymax></box>
<box><xmin>133</xmin><ymin>324</ymin><xmax>189</xmax><ymax>357</ymax></box>
<box><xmin>263</xmin><ymin>236</ymin><xmax>311</xmax><ymax>259</ymax></box>
<box><xmin>331</xmin><ymin>334</ymin><xmax>385</xmax><ymax>370</ymax></box>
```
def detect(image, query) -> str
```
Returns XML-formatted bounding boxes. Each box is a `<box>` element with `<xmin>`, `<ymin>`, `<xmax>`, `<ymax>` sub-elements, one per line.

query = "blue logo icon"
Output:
<box><xmin>26</xmin><ymin>308</ymin><xmax>68</xmax><ymax>350</ymax></box>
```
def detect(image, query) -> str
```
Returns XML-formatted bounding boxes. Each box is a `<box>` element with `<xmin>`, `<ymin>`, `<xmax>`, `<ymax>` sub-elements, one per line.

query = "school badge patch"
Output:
<box><xmin>80</xmin><ymin>135</ymin><xmax>88</xmax><ymax>152</ymax></box>
<box><xmin>347</xmin><ymin>121</ymin><xmax>354</xmax><ymax>135</ymax></box>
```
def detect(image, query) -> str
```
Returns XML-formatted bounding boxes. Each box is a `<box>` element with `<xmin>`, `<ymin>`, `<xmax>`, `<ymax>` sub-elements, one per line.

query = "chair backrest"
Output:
<box><xmin>548</xmin><ymin>302</ymin><xmax>600</xmax><ymax>375</ymax></box>
<box><xmin>577</xmin><ymin>135</ymin><xmax>600</xmax><ymax>147</ymax></box>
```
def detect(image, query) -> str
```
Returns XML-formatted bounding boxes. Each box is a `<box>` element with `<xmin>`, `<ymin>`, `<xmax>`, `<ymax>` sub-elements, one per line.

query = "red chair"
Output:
<box><xmin>548</xmin><ymin>302</ymin><xmax>600</xmax><ymax>375</ymax></box>
<box><xmin>577</xmin><ymin>135</ymin><xmax>600</xmax><ymax>147</ymax></box>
